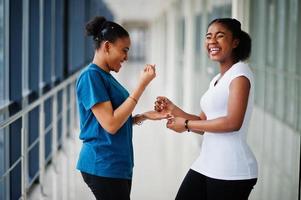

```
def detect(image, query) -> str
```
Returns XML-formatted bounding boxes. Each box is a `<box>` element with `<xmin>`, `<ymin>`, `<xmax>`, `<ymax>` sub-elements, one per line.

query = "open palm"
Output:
<box><xmin>143</xmin><ymin>110</ymin><xmax>171</xmax><ymax>120</ymax></box>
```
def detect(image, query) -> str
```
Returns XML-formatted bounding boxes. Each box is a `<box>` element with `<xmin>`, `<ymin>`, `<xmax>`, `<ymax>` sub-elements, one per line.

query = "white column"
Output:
<box><xmin>232</xmin><ymin>0</ymin><xmax>250</xmax><ymax>32</ymax></box>
<box><xmin>159</xmin><ymin>18</ymin><xmax>167</xmax><ymax>89</ymax></box>
<box><xmin>148</xmin><ymin>17</ymin><xmax>166</xmax><ymax>89</ymax></box>
<box><xmin>148</xmin><ymin>20</ymin><xmax>156</xmax><ymax>65</ymax></box>
<box><xmin>200</xmin><ymin>0</ymin><xmax>212</xmax><ymax>87</ymax></box>
<box><xmin>165</xmin><ymin>2</ymin><xmax>178</xmax><ymax>101</ymax></box>
<box><xmin>182</xmin><ymin>0</ymin><xmax>196</xmax><ymax>113</ymax></box>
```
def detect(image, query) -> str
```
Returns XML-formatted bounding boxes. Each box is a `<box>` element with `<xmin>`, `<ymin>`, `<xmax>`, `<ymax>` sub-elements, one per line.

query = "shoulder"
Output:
<box><xmin>79</xmin><ymin>65</ymin><xmax>103</xmax><ymax>78</ymax></box>
<box><xmin>78</xmin><ymin>66</ymin><xmax>108</xmax><ymax>83</ymax></box>
<box><xmin>229</xmin><ymin>62</ymin><xmax>254</xmax><ymax>83</ymax></box>
<box><xmin>76</xmin><ymin>66</ymin><xmax>110</xmax><ymax>91</ymax></box>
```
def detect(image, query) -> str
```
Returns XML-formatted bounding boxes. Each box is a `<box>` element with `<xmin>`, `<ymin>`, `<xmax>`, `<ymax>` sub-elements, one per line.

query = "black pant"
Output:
<box><xmin>175</xmin><ymin>169</ymin><xmax>257</xmax><ymax>200</ymax></box>
<box><xmin>81</xmin><ymin>172</ymin><xmax>132</xmax><ymax>200</ymax></box>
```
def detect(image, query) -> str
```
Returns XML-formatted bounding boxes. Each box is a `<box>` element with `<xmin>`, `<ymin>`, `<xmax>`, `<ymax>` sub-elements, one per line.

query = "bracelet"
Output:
<box><xmin>184</xmin><ymin>119</ymin><xmax>190</xmax><ymax>132</ymax></box>
<box><xmin>136</xmin><ymin>120</ymin><xmax>143</xmax><ymax>126</ymax></box>
<box><xmin>128</xmin><ymin>96</ymin><xmax>138</xmax><ymax>104</ymax></box>
<box><xmin>134</xmin><ymin>114</ymin><xmax>143</xmax><ymax>126</ymax></box>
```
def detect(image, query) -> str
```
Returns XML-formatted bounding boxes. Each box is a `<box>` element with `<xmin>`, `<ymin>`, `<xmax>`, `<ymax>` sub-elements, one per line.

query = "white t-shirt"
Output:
<box><xmin>191</xmin><ymin>62</ymin><xmax>258</xmax><ymax>180</ymax></box>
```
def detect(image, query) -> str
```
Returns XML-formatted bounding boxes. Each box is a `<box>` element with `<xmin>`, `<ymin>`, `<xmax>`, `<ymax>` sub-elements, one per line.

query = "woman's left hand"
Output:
<box><xmin>138</xmin><ymin>64</ymin><xmax>156</xmax><ymax>88</ymax></box>
<box><xmin>166</xmin><ymin>117</ymin><xmax>186</xmax><ymax>133</ymax></box>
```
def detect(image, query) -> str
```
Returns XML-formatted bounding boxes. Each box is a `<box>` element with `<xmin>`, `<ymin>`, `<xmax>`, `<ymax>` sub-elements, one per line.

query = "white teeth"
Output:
<box><xmin>210</xmin><ymin>47</ymin><xmax>220</xmax><ymax>52</ymax></box>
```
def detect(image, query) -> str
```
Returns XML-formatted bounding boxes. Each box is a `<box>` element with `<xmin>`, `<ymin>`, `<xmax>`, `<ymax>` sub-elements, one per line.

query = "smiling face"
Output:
<box><xmin>106</xmin><ymin>36</ymin><xmax>131</xmax><ymax>72</ymax></box>
<box><xmin>205</xmin><ymin>22</ymin><xmax>239</xmax><ymax>65</ymax></box>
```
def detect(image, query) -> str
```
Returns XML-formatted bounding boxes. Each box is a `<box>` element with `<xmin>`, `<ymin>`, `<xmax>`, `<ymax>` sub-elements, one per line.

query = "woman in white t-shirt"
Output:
<box><xmin>155</xmin><ymin>18</ymin><xmax>258</xmax><ymax>200</ymax></box>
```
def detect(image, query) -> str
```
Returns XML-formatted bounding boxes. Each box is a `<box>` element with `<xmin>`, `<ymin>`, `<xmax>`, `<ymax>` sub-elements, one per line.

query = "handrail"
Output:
<box><xmin>0</xmin><ymin>71</ymin><xmax>80</xmax><ymax>130</ymax></box>
<box><xmin>0</xmin><ymin>69</ymin><xmax>81</xmax><ymax>200</ymax></box>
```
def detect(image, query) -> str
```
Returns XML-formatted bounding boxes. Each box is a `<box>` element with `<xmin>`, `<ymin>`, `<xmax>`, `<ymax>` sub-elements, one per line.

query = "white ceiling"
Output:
<box><xmin>103</xmin><ymin>0</ymin><xmax>171</xmax><ymax>23</ymax></box>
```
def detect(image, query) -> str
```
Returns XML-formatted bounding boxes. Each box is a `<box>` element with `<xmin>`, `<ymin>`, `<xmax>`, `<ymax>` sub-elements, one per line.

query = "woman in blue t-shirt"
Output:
<box><xmin>76</xmin><ymin>16</ymin><xmax>168</xmax><ymax>200</ymax></box>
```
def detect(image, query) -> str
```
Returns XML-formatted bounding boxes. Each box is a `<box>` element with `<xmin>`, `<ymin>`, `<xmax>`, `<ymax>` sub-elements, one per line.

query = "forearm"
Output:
<box><xmin>129</xmin><ymin>84</ymin><xmax>146</xmax><ymax>103</ymax></box>
<box><xmin>109</xmin><ymin>85</ymin><xmax>147</xmax><ymax>133</ymax></box>
<box><xmin>188</xmin><ymin>116</ymin><xmax>241</xmax><ymax>134</ymax></box>
<box><xmin>172</xmin><ymin>106</ymin><xmax>200</xmax><ymax>120</ymax></box>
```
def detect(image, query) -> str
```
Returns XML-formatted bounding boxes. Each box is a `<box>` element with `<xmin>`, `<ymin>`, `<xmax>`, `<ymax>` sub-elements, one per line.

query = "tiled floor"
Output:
<box><xmin>28</xmin><ymin>63</ymin><xmax>202</xmax><ymax>200</ymax></box>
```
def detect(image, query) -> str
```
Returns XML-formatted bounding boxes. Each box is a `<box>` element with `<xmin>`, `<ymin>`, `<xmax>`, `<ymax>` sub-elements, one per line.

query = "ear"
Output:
<box><xmin>104</xmin><ymin>41</ymin><xmax>110</xmax><ymax>54</ymax></box>
<box><xmin>232</xmin><ymin>38</ymin><xmax>240</xmax><ymax>49</ymax></box>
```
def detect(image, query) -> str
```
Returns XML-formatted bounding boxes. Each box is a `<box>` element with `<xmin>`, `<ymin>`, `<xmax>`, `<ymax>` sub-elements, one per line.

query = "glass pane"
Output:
<box><xmin>43</xmin><ymin>0</ymin><xmax>52</xmax><ymax>85</ymax></box>
<box><xmin>206</xmin><ymin>1</ymin><xmax>232</xmax><ymax>78</ymax></box>
<box><xmin>0</xmin><ymin>0</ymin><xmax>5</xmax><ymax>197</ymax></box>
<box><xmin>0</xmin><ymin>0</ymin><xmax>4</xmax><ymax>106</ymax></box>
<box><xmin>29</xmin><ymin>0</ymin><xmax>40</xmax><ymax>92</ymax></box>
<box><xmin>248</xmin><ymin>0</ymin><xmax>301</xmax><ymax>199</ymax></box>
<box><xmin>298</xmin><ymin>79</ymin><xmax>301</xmax><ymax>132</ymax></box>
<box><xmin>0</xmin><ymin>114</ymin><xmax>6</xmax><ymax>200</ymax></box>
<box><xmin>209</xmin><ymin>1</ymin><xmax>232</xmax><ymax>21</ymax></box>
<box><xmin>127</xmin><ymin>27</ymin><xmax>146</xmax><ymax>62</ymax></box>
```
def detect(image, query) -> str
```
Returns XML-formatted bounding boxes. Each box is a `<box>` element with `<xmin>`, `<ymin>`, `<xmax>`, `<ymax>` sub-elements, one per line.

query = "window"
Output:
<box><xmin>250</xmin><ymin>0</ymin><xmax>299</xmax><ymax>128</ymax></box>
<box><xmin>42</xmin><ymin>0</ymin><xmax>52</xmax><ymax>88</ymax></box>
<box><xmin>54</xmin><ymin>0</ymin><xmax>65</xmax><ymax>83</ymax></box>
<box><xmin>249</xmin><ymin>0</ymin><xmax>300</xmax><ymax>199</ymax></box>
<box><xmin>27</xmin><ymin>0</ymin><xmax>40</xmax><ymax>186</ymax></box>
<box><xmin>1</xmin><ymin>1</ymin><xmax>9</xmax><ymax>199</ymax></box>
<box><xmin>127</xmin><ymin>27</ymin><xmax>146</xmax><ymax>62</ymax></box>
<box><xmin>297</xmin><ymin>0</ymin><xmax>301</xmax><ymax>133</ymax></box>
<box><xmin>9</xmin><ymin>0</ymin><xmax>23</xmax><ymax>198</ymax></box>
<box><xmin>175</xmin><ymin>17</ymin><xmax>185</xmax><ymax>105</ymax></box>
<box><xmin>0</xmin><ymin>114</ymin><xmax>8</xmax><ymax>200</ymax></box>
<box><xmin>68</xmin><ymin>0</ymin><xmax>86</xmax><ymax>73</ymax></box>
<box><xmin>0</xmin><ymin>0</ymin><xmax>5</xmax><ymax>107</ymax></box>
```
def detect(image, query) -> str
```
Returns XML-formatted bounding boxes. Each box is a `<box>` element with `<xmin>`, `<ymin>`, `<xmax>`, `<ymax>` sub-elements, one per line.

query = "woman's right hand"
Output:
<box><xmin>154</xmin><ymin>96</ymin><xmax>176</xmax><ymax>115</ymax></box>
<box><xmin>142</xmin><ymin>110</ymin><xmax>172</xmax><ymax>120</ymax></box>
<box><xmin>138</xmin><ymin>64</ymin><xmax>156</xmax><ymax>88</ymax></box>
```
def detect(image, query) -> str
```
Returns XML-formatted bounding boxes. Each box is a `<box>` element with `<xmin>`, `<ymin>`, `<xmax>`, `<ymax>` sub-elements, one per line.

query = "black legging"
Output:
<box><xmin>81</xmin><ymin>172</ymin><xmax>132</xmax><ymax>200</ymax></box>
<box><xmin>175</xmin><ymin>169</ymin><xmax>257</xmax><ymax>200</ymax></box>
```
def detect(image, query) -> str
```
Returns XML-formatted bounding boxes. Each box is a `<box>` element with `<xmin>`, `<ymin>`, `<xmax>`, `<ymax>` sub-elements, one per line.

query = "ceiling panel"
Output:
<box><xmin>103</xmin><ymin>0</ymin><xmax>171</xmax><ymax>22</ymax></box>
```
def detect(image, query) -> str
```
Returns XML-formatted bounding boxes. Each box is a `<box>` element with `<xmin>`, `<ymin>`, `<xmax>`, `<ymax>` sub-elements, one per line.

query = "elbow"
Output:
<box><xmin>224</xmin><ymin>115</ymin><xmax>244</xmax><ymax>132</ymax></box>
<box><xmin>227</xmin><ymin>122</ymin><xmax>242</xmax><ymax>132</ymax></box>
<box><xmin>105</xmin><ymin>126</ymin><xmax>119</xmax><ymax>135</ymax></box>
<box><xmin>232</xmin><ymin>125</ymin><xmax>241</xmax><ymax>132</ymax></box>
<box><xmin>93</xmin><ymin>113</ymin><xmax>121</xmax><ymax>134</ymax></box>
<box><xmin>102</xmin><ymin>122</ymin><xmax>119</xmax><ymax>135</ymax></box>
<box><xmin>96</xmin><ymin>117</ymin><xmax>124</xmax><ymax>135</ymax></box>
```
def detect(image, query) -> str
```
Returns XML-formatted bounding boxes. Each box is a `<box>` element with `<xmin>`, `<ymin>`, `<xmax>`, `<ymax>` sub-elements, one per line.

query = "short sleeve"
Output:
<box><xmin>77</xmin><ymin>70</ymin><xmax>110</xmax><ymax>110</ymax></box>
<box><xmin>230</xmin><ymin>73</ymin><xmax>252</xmax><ymax>84</ymax></box>
<box><xmin>228</xmin><ymin>63</ymin><xmax>254</xmax><ymax>88</ymax></box>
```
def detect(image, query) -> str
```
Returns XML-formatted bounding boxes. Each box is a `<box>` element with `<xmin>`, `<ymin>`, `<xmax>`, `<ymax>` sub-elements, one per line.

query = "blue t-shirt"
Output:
<box><xmin>76</xmin><ymin>63</ymin><xmax>134</xmax><ymax>180</ymax></box>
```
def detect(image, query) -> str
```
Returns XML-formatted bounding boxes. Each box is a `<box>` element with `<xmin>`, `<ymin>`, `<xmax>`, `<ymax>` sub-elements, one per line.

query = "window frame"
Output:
<box><xmin>0</xmin><ymin>0</ymin><xmax>10</xmax><ymax>198</ymax></box>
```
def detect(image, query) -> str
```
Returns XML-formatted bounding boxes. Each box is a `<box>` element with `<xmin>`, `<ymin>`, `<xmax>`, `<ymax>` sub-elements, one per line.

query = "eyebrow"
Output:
<box><xmin>206</xmin><ymin>31</ymin><xmax>226</xmax><ymax>36</ymax></box>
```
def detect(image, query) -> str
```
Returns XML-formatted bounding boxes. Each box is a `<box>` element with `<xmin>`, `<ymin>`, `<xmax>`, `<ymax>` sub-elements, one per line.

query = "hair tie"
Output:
<box><xmin>96</xmin><ymin>20</ymin><xmax>108</xmax><ymax>40</ymax></box>
<box><xmin>100</xmin><ymin>26</ymin><xmax>115</xmax><ymax>39</ymax></box>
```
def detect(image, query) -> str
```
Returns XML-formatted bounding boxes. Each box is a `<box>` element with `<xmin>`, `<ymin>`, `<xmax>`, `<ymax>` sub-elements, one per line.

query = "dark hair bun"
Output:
<box><xmin>85</xmin><ymin>16</ymin><xmax>129</xmax><ymax>49</ymax></box>
<box><xmin>85</xmin><ymin>16</ymin><xmax>107</xmax><ymax>37</ymax></box>
<box><xmin>237</xmin><ymin>30</ymin><xmax>251</xmax><ymax>61</ymax></box>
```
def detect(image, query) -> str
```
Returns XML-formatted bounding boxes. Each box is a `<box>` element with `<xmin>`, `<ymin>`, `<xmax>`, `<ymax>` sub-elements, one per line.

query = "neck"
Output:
<box><xmin>92</xmin><ymin>51</ymin><xmax>110</xmax><ymax>73</ymax></box>
<box><xmin>219</xmin><ymin>59</ymin><xmax>238</xmax><ymax>75</ymax></box>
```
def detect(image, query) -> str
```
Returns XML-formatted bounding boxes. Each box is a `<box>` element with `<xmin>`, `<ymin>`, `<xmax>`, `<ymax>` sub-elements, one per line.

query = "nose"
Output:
<box><xmin>124</xmin><ymin>53</ymin><xmax>128</xmax><ymax>61</ymax></box>
<box><xmin>207</xmin><ymin>37</ymin><xmax>217</xmax><ymax>44</ymax></box>
<box><xmin>205</xmin><ymin>38</ymin><xmax>217</xmax><ymax>49</ymax></box>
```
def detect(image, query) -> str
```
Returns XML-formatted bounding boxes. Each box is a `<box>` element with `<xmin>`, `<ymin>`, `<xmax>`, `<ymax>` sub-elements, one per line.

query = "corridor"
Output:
<box><xmin>1</xmin><ymin>0</ymin><xmax>301</xmax><ymax>199</ymax></box>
